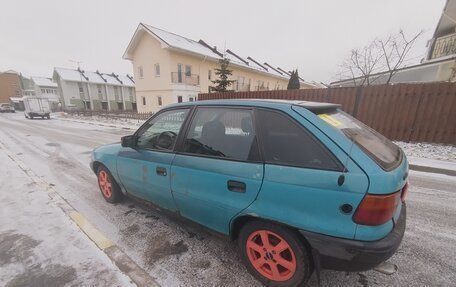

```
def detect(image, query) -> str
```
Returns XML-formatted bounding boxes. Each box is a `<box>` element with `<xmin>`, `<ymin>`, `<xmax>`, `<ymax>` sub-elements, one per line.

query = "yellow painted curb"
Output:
<box><xmin>70</xmin><ymin>211</ymin><xmax>114</xmax><ymax>250</ymax></box>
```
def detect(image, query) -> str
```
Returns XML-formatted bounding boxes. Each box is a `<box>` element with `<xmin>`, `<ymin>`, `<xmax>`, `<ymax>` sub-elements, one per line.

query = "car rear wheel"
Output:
<box><xmin>97</xmin><ymin>166</ymin><xmax>123</xmax><ymax>203</ymax></box>
<box><xmin>238</xmin><ymin>220</ymin><xmax>313</xmax><ymax>287</ymax></box>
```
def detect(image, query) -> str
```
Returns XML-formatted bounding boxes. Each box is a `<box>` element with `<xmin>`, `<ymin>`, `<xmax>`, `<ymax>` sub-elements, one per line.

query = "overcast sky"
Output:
<box><xmin>0</xmin><ymin>0</ymin><xmax>446</xmax><ymax>84</ymax></box>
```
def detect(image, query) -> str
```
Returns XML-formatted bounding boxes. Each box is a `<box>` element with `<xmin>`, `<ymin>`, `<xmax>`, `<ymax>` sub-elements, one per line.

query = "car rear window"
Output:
<box><xmin>316</xmin><ymin>109</ymin><xmax>402</xmax><ymax>171</ymax></box>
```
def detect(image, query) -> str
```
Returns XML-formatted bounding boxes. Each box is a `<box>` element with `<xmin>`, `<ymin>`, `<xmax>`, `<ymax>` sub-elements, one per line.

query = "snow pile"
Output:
<box><xmin>61</xmin><ymin>114</ymin><xmax>143</xmax><ymax>129</ymax></box>
<box><xmin>59</xmin><ymin>113</ymin><xmax>456</xmax><ymax>163</ymax></box>
<box><xmin>395</xmin><ymin>141</ymin><xmax>456</xmax><ymax>162</ymax></box>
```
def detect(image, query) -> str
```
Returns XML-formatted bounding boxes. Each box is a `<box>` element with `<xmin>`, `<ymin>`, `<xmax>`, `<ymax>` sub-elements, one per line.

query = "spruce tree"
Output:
<box><xmin>287</xmin><ymin>69</ymin><xmax>301</xmax><ymax>90</ymax></box>
<box><xmin>211</xmin><ymin>58</ymin><xmax>235</xmax><ymax>92</ymax></box>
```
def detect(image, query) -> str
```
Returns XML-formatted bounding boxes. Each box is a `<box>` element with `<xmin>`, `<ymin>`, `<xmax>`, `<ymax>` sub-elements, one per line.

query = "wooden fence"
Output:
<box><xmin>198</xmin><ymin>82</ymin><xmax>456</xmax><ymax>144</ymax></box>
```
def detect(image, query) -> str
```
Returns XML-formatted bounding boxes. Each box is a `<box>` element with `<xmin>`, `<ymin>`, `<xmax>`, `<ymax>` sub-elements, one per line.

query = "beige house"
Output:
<box><xmin>123</xmin><ymin>23</ymin><xmax>318</xmax><ymax>112</ymax></box>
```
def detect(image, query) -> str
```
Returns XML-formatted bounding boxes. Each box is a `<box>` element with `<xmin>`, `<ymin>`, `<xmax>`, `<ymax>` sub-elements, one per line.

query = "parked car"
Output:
<box><xmin>91</xmin><ymin>99</ymin><xmax>408</xmax><ymax>286</ymax></box>
<box><xmin>0</xmin><ymin>103</ymin><xmax>15</xmax><ymax>113</ymax></box>
<box><xmin>23</xmin><ymin>96</ymin><xmax>51</xmax><ymax>119</ymax></box>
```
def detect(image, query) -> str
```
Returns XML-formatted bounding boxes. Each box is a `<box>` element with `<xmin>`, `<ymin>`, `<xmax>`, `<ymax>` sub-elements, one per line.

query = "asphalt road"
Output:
<box><xmin>0</xmin><ymin>112</ymin><xmax>455</xmax><ymax>287</ymax></box>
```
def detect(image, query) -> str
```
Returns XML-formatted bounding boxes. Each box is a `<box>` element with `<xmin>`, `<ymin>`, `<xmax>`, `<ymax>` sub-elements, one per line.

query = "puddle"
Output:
<box><xmin>144</xmin><ymin>235</ymin><xmax>188</xmax><ymax>265</ymax></box>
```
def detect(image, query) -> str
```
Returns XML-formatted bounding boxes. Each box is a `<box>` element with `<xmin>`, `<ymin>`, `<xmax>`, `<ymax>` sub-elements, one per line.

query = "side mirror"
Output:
<box><xmin>121</xmin><ymin>135</ymin><xmax>137</xmax><ymax>148</ymax></box>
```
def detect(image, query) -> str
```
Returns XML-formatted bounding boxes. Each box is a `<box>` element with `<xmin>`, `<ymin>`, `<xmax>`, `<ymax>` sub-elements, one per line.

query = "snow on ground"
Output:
<box><xmin>1</xmin><ymin>112</ymin><xmax>456</xmax><ymax>287</ymax></box>
<box><xmin>0</xmin><ymin>148</ymin><xmax>135</xmax><ymax>287</ymax></box>
<box><xmin>394</xmin><ymin>141</ymin><xmax>456</xmax><ymax>162</ymax></box>
<box><xmin>61</xmin><ymin>113</ymin><xmax>143</xmax><ymax>128</ymax></box>
<box><xmin>59</xmin><ymin>114</ymin><xmax>456</xmax><ymax>163</ymax></box>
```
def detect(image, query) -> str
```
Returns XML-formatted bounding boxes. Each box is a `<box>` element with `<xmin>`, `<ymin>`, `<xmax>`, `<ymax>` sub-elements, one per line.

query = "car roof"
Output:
<box><xmin>167</xmin><ymin>99</ymin><xmax>340</xmax><ymax>112</ymax></box>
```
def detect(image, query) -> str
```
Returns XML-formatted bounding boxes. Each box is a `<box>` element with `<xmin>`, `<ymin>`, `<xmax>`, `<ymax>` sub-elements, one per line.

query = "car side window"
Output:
<box><xmin>183</xmin><ymin>107</ymin><xmax>260</xmax><ymax>161</ymax></box>
<box><xmin>136</xmin><ymin>109</ymin><xmax>189</xmax><ymax>150</ymax></box>
<box><xmin>257</xmin><ymin>109</ymin><xmax>341</xmax><ymax>171</ymax></box>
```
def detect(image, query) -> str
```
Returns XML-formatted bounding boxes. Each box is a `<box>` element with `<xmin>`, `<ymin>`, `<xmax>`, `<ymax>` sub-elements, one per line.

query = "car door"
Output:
<box><xmin>170</xmin><ymin>107</ymin><xmax>264</xmax><ymax>234</ymax></box>
<box><xmin>116</xmin><ymin>108</ymin><xmax>190</xmax><ymax>211</ymax></box>
<box><xmin>244</xmin><ymin>108</ymin><xmax>368</xmax><ymax>239</ymax></box>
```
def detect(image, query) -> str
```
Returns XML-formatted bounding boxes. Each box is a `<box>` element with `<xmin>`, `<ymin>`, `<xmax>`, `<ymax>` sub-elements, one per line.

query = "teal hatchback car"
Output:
<box><xmin>91</xmin><ymin>99</ymin><xmax>408</xmax><ymax>286</ymax></box>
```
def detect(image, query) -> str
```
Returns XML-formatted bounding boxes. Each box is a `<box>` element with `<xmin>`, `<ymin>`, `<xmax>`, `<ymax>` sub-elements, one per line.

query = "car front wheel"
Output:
<box><xmin>97</xmin><ymin>165</ymin><xmax>123</xmax><ymax>203</ymax></box>
<box><xmin>238</xmin><ymin>220</ymin><xmax>313</xmax><ymax>287</ymax></box>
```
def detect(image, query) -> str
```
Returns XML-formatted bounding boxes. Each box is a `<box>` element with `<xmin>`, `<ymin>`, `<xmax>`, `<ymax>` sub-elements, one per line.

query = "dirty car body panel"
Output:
<box><xmin>91</xmin><ymin>99</ymin><xmax>408</xmax><ymax>274</ymax></box>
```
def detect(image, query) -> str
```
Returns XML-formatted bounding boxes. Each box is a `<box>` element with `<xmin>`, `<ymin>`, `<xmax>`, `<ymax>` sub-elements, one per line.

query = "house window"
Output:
<box><xmin>158</xmin><ymin>96</ymin><xmax>162</xmax><ymax>106</ymax></box>
<box><xmin>189</xmin><ymin>97</ymin><xmax>194</xmax><ymax>102</ymax></box>
<box><xmin>138</xmin><ymin>66</ymin><xmax>144</xmax><ymax>78</ymax></box>
<box><xmin>78</xmin><ymin>83</ymin><xmax>84</xmax><ymax>96</ymax></box>
<box><xmin>208</xmin><ymin>70</ymin><xmax>212</xmax><ymax>80</ymax></box>
<box><xmin>97</xmin><ymin>84</ymin><xmax>102</xmax><ymax>96</ymax></box>
<box><xmin>129</xmin><ymin>87</ymin><xmax>133</xmax><ymax>96</ymax></box>
<box><xmin>113</xmin><ymin>86</ymin><xmax>119</xmax><ymax>97</ymax></box>
<box><xmin>177</xmin><ymin>96</ymin><xmax>183</xmax><ymax>103</ymax></box>
<box><xmin>142</xmin><ymin>96</ymin><xmax>146</xmax><ymax>106</ymax></box>
<box><xmin>185</xmin><ymin>65</ymin><xmax>191</xmax><ymax>76</ymax></box>
<box><xmin>154</xmin><ymin>63</ymin><xmax>160</xmax><ymax>76</ymax></box>
<box><xmin>41</xmin><ymin>88</ymin><xmax>45</xmax><ymax>93</ymax></box>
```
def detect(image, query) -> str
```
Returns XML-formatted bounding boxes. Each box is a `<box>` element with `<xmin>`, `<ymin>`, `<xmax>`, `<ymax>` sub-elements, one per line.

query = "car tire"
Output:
<box><xmin>238</xmin><ymin>220</ymin><xmax>313</xmax><ymax>287</ymax></box>
<box><xmin>97</xmin><ymin>165</ymin><xmax>123</xmax><ymax>203</ymax></box>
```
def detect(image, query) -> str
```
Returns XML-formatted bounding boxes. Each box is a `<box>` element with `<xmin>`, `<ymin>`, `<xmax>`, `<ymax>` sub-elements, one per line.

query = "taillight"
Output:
<box><xmin>401</xmin><ymin>182</ymin><xmax>409</xmax><ymax>202</ymax></box>
<box><xmin>353</xmin><ymin>192</ymin><xmax>401</xmax><ymax>226</ymax></box>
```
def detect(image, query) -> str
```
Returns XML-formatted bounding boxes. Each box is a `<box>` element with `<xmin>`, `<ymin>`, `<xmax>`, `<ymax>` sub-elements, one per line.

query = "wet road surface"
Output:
<box><xmin>1</xmin><ymin>113</ymin><xmax>455</xmax><ymax>286</ymax></box>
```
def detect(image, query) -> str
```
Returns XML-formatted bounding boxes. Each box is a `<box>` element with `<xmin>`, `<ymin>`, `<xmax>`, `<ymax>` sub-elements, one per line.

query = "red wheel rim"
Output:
<box><xmin>246</xmin><ymin>230</ymin><xmax>297</xmax><ymax>282</ymax></box>
<box><xmin>98</xmin><ymin>170</ymin><xmax>112</xmax><ymax>198</ymax></box>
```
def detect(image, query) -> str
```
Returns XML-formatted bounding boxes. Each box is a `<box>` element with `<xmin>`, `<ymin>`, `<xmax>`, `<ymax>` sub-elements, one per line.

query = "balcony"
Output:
<box><xmin>254</xmin><ymin>85</ymin><xmax>269</xmax><ymax>91</ymax></box>
<box><xmin>431</xmin><ymin>33</ymin><xmax>456</xmax><ymax>59</ymax></box>
<box><xmin>171</xmin><ymin>72</ymin><xmax>199</xmax><ymax>86</ymax></box>
<box><xmin>235</xmin><ymin>82</ymin><xmax>250</xmax><ymax>92</ymax></box>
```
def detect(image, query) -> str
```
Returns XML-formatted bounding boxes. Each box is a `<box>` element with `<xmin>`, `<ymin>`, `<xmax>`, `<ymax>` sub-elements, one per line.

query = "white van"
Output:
<box><xmin>24</xmin><ymin>97</ymin><xmax>51</xmax><ymax>119</ymax></box>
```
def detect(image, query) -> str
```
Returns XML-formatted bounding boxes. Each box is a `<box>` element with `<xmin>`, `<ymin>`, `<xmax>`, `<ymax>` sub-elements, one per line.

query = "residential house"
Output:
<box><xmin>123</xmin><ymin>23</ymin><xmax>318</xmax><ymax>112</ymax></box>
<box><xmin>31</xmin><ymin>77</ymin><xmax>60</xmax><ymax>110</ymax></box>
<box><xmin>331</xmin><ymin>0</ymin><xmax>456</xmax><ymax>87</ymax></box>
<box><xmin>0</xmin><ymin>70</ymin><xmax>22</xmax><ymax>104</ymax></box>
<box><xmin>53</xmin><ymin>67</ymin><xmax>136</xmax><ymax>111</ymax></box>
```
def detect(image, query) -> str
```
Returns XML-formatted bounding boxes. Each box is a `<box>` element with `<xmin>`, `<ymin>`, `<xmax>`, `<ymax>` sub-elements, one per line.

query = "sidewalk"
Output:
<box><xmin>408</xmin><ymin>156</ymin><xmax>456</xmax><ymax>177</ymax></box>
<box><xmin>0</xmin><ymin>148</ymin><xmax>135</xmax><ymax>287</ymax></box>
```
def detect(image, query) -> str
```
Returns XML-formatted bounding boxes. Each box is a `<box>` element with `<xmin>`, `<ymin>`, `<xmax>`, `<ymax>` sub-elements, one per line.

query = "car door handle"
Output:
<box><xmin>156</xmin><ymin>167</ymin><xmax>167</xmax><ymax>176</ymax></box>
<box><xmin>227</xmin><ymin>180</ymin><xmax>246</xmax><ymax>193</ymax></box>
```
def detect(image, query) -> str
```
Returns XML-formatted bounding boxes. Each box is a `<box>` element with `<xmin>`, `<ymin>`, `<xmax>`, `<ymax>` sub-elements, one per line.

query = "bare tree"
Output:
<box><xmin>377</xmin><ymin>30</ymin><xmax>424</xmax><ymax>84</ymax></box>
<box><xmin>335</xmin><ymin>30</ymin><xmax>423</xmax><ymax>86</ymax></box>
<box><xmin>337</xmin><ymin>41</ymin><xmax>383</xmax><ymax>86</ymax></box>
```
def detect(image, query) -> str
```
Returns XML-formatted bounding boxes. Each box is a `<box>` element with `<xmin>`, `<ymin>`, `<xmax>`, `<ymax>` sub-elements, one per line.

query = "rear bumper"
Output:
<box><xmin>299</xmin><ymin>203</ymin><xmax>406</xmax><ymax>272</ymax></box>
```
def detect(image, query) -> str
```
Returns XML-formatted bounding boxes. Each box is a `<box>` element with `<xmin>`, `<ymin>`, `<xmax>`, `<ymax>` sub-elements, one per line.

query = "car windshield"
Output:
<box><xmin>317</xmin><ymin>109</ymin><xmax>402</xmax><ymax>171</ymax></box>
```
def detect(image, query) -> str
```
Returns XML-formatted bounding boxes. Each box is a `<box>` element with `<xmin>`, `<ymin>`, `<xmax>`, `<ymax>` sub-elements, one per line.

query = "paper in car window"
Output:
<box><xmin>318</xmin><ymin>114</ymin><xmax>342</xmax><ymax>127</ymax></box>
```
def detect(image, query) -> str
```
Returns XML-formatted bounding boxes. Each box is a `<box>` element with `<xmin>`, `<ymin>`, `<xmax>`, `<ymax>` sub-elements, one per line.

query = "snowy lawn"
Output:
<box><xmin>59</xmin><ymin>113</ymin><xmax>456</xmax><ymax>162</ymax></box>
<box><xmin>394</xmin><ymin>141</ymin><xmax>456</xmax><ymax>162</ymax></box>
